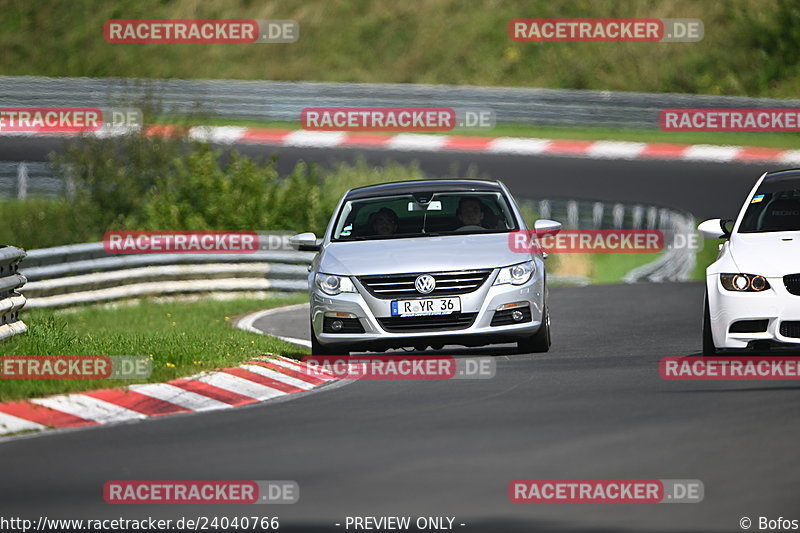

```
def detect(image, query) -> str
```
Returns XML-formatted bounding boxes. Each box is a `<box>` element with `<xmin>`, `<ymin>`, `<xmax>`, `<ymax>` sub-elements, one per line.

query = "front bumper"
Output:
<box><xmin>311</xmin><ymin>268</ymin><xmax>545</xmax><ymax>351</ymax></box>
<box><xmin>708</xmin><ymin>275</ymin><xmax>800</xmax><ymax>349</ymax></box>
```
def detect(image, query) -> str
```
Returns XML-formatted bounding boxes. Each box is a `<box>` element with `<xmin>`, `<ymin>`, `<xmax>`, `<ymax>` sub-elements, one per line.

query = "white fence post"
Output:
<box><xmin>566</xmin><ymin>200</ymin><xmax>579</xmax><ymax>228</ymax></box>
<box><xmin>592</xmin><ymin>202</ymin><xmax>604</xmax><ymax>229</ymax></box>
<box><xmin>612</xmin><ymin>204</ymin><xmax>624</xmax><ymax>229</ymax></box>
<box><xmin>17</xmin><ymin>162</ymin><xmax>28</xmax><ymax>200</ymax></box>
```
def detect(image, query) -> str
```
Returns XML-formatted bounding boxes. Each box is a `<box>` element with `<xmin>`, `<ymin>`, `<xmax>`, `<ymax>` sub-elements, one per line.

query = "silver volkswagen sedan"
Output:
<box><xmin>289</xmin><ymin>179</ymin><xmax>561</xmax><ymax>355</ymax></box>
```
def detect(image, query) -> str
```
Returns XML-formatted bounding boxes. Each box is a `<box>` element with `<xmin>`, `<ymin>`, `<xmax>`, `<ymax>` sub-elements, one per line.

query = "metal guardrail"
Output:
<box><xmin>0</xmin><ymin>162</ymin><xmax>70</xmax><ymax>199</ymax></box>
<box><xmin>522</xmin><ymin>198</ymin><xmax>684</xmax><ymax>232</ymax></box>
<box><xmin>0</xmin><ymin>246</ymin><xmax>28</xmax><ymax>341</ymax></box>
<box><xmin>521</xmin><ymin>198</ymin><xmax>696</xmax><ymax>283</ymax></box>
<box><xmin>2</xmin><ymin>75</ymin><xmax>800</xmax><ymax>130</ymax></box>
<box><xmin>19</xmin><ymin>237</ymin><xmax>315</xmax><ymax>309</ymax></box>
<box><xmin>12</xmin><ymin>200</ymin><xmax>695</xmax><ymax>311</ymax></box>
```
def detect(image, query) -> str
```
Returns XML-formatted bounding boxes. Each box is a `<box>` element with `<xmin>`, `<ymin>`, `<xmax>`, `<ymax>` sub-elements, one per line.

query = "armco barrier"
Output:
<box><xmin>0</xmin><ymin>246</ymin><xmax>28</xmax><ymax>340</ymax></box>
<box><xmin>520</xmin><ymin>198</ymin><xmax>696</xmax><ymax>283</ymax></box>
<box><xmin>13</xmin><ymin>201</ymin><xmax>695</xmax><ymax>311</ymax></box>
<box><xmin>0</xmin><ymin>162</ymin><xmax>69</xmax><ymax>200</ymax></box>
<box><xmin>18</xmin><ymin>236</ymin><xmax>315</xmax><ymax>309</ymax></box>
<box><xmin>2</xmin><ymin>75</ymin><xmax>799</xmax><ymax>129</ymax></box>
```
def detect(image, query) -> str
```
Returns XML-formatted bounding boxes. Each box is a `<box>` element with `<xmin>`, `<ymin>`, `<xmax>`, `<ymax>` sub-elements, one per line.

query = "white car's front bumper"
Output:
<box><xmin>708</xmin><ymin>274</ymin><xmax>800</xmax><ymax>349</ymax></box>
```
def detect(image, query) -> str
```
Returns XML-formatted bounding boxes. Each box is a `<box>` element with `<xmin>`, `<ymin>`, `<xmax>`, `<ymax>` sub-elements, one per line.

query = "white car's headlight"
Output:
<box><xmin>494</xmin><ymin>260</ymin><xmax>535</xmax><ymax>286</ymax></box>
<box><xmin>315</xmin><ymin>273</ymin><xmax>357</xmax><ymax>295</ymax></box>
<box><xmin>720</xmin><ymin>273</ymin><xmax>770</xmax><ymax>292</ymax></box>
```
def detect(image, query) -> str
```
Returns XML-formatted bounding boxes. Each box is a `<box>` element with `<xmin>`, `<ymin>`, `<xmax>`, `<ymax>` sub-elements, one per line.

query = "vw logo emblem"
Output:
<box><xmin>415</xmin><ymin>274</ymin><xmax>436</xmax><ymax>294</ymax></box>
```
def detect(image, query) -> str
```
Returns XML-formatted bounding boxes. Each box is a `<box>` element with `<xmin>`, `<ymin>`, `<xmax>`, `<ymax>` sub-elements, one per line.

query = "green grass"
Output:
<box><xmin>189</xmin><ymin>118</ymin><xmax>800</xmax><ymax>150</ymax></box>
<box><xmin>590</xmin><ymin>252</ymin><xmax>662</xmax><ymax>284</ymax></box>
<box><xmin>2</xmin><ymin>0</ymin><xmax>799</xmax><ymax>98</ymax></box>
<box><xmin>0</xmin><ymin>296</ymin><xmax>307</xmax><ymax>402</ymax></box>
<box><xmin>691</xmin><ymin>238</ymin><xmax>723</xmax><ymax>280</ymax></box>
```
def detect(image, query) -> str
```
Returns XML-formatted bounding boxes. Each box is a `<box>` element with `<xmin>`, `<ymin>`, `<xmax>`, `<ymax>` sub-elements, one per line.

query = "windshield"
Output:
<box><xmin>332</xmin><ymin>191</ymin><xmax>518</xmax><ymax>241</ymax></box>
<box><xmin>738</xmin><ymin>177</ymin><xmax>800</xmax><ymax>233</ymax></box>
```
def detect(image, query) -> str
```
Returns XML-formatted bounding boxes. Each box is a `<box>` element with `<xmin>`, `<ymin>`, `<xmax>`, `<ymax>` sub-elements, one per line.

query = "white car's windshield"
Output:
<box><xmin>332</xmin><ymin>191</ymin><xmax>518</xmax><ymax>241</ymax></box>
<box><xmin>739</xmin><ymin>178</ymin><xmax>800</xmax><ymax>233</ymax></box>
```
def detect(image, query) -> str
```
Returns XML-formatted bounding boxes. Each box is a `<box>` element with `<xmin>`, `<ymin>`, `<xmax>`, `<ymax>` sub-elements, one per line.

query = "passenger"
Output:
<box><xmin>456</xmin><ymin>197</ymin><xmax>485</xmax><ymax>229</ymax></box>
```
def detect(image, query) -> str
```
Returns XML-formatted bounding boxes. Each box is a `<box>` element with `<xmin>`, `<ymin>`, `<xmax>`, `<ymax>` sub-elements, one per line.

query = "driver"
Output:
<box><xmin>370</xmin><ymin>207</ymin><xmax>399</xmax><ymax>235</ymax></box>
<box><xmin>456</xmin><ymin>197</ymin><xmax>485</xmax><ymax>229</ymax></box>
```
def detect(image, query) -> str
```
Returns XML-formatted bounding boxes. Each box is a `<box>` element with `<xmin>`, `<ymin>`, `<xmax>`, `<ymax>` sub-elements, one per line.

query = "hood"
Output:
<box><xmin>319</xmin><ymin>233</ymin><xmax>530</xmax><ymax>276</ymax></box>
<box><xmin>729</xmin><ymin>231</ymin><xmax>800</xmax><ymax>277</ymax></box>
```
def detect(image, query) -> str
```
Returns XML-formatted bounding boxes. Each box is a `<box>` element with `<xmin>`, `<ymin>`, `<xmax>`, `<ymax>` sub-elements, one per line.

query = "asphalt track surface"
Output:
<box><xmin>0</xmin><ymin>135</ymin><xmax>782</xmax><ymax>218</ymax></box>
<box><xmin>2</xmin><ymin>138</ymin><xmax>799</xmax><ymax>532</ymax></box>
<box><xmin>2</xmin><ymin>283</ymin><xmax>800</xmax><ymax>532</ymax></box>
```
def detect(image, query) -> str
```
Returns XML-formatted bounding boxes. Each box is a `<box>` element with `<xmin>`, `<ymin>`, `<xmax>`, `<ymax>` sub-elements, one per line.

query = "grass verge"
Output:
<box><xmin>547</xmin><ymin>251</ymin><xmax>660</xmax><ymax>284</ymax></box>
<box><xmin>0</xmin><ymin>295</ymin><xmax>307</xmax><ymax>402</ymax></box>
<box><xmin>691</xmin><ymin>238</ymin><xmax>722</xmax><ymax>281</ymax></box>
<box><xmin>2</xmin><ymin>0</ymin><xmax>798</xmax><ymax>98</ymax></box>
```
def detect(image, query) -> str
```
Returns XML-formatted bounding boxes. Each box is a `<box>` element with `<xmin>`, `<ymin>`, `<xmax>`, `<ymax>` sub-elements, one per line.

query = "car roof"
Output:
<box><xmin>763</xmin><ymin>169</ymin><xmax>800</xmax><ymax>181</ymax></box>
<box><xmin>758</xmin><ymin>169</ymin><xmax>800</xmax><ymax>192</ymax></box>
<box><xmin>345</xmin><ymin>179</ymin><xmax>503</xmax><ymax>200</ymax></box>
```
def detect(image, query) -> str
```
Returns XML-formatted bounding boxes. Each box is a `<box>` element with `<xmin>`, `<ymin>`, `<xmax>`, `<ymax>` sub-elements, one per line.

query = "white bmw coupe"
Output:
<box><xmin>699</xmin><ymin>169</ymin><xmax>800</xmax><ymax>355</ymax></box>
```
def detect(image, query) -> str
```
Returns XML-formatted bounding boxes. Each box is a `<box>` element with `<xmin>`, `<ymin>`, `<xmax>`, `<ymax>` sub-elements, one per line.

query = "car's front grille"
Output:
<box><xmin>358</xmin><ymin>270</ymin><xmax>492</xmax><ymax>299</ymax></box>
<box><xmin>780</xmin><ymin>321</ymin><xmax>800</xmax><ymax>338</ymax></box>
<box><xmin>376</xmin><ymin>313</ymin><xmax>478</xmax><ymax>333</ymax></box>
<box><xmin>784</xmin><ymin>274</ymin><xmax>800</xmax><ymax>295</ymax></box>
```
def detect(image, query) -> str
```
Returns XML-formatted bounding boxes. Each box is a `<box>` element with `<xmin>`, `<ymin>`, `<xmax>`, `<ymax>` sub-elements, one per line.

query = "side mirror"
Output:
<box><xmin>289</xmin><ymin>232</ymin><xmax>321</xmax><ymax>252</ymax></box>
<box><xmin>534</xmin><ymin>219</ymin><xmax>562</xmax><ymax>236</ymax></box>
<box><xmin>698</xmin><ymin>219</ymin><xmax>732</xmax><ymax>239</ymax></box>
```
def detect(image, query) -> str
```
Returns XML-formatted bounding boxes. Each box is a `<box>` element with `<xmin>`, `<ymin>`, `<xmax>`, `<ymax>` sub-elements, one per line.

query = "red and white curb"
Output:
<box><xmin>4</xmin><ymin>125</ymin><xmax>799</xmax><ymax>165</ymax></box>
<box><xmin>203</xmin><ymin>127</ymin><xmax>800</xmax><ymax>165</ymax></box>
<box><xmin>0</xmin><ymin>355</ymin><xmax>334</xmax><ymax>438</ymax></box>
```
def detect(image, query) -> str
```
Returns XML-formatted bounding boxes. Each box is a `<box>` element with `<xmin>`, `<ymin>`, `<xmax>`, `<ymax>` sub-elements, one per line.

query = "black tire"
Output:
<box><xmin>310</xmin><ymin>319</ymin><xmax>350</xmax><ymax>355</ymax></box>
<box><xmin>702</xmin><ymin>291</ymin><xmax>717</xmax><ymax>356</ymax></box>
<box><xmin>517</xmin><ymin>304</ymin><xmax>551</xmax><ymax>353</ymax></box>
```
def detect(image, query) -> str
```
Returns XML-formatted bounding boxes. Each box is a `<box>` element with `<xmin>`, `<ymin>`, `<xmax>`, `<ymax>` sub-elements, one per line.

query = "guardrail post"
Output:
<box><xmin>632</xmin><ymin>205</ymin><xmax>643</xmax><ymax>229</ymax></box>
<box><xmin>0</xmin><ymin>246</ymin><xmax>28</xmax><ymax>341</ymax></box>
<box><xmin>659</xmin><ymin>209</ymin><xmax>670</xmax><ymax>229</ymax></box>
<box><xmin>17</xmin><ymin>162</ymin><xmax>28</xmax><ymax>200</ymax></box>
<box><xmin>592</xmin><ymin>202</ymin><xmax>604</xmax><ymax>229</ymax></box>
<box><xmin>566</xmin><ymin>201</ymin><xmax>579</xmax><ymax>228</ymax></box>
<box><xmin>64</xmin><ymin>173</ymin><xmax>75</xmax><ymax>200</ymax></box>
<box><xmin>646</xmin><ymin>207</ymin><xmax>657</xmax><ymax>230</ymax></box>
<box><xmin>612</xmin><ymin>204</ymin><xmax>624</xmax><ymax>229</ymax></box>
<box><xmin>538</xmin><ymin>200</ymin><xmax>551</xmax><ymax>221</ymax></box>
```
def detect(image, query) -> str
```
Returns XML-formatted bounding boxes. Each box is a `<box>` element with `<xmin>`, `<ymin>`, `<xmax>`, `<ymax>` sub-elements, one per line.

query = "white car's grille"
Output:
<box><xmin>780</xmin><ymin>321</ymin><xmax>800</xmax><ymax>338</ymax></box>
<box><xmin>357</xmin><ymin>269</ymin><xmax>492</xmax><ymax>299</ymax></box>
<box><xmin>783</xmin><ymin>274</ymin><xmax>800</xmax><ymax>296</ymax></box>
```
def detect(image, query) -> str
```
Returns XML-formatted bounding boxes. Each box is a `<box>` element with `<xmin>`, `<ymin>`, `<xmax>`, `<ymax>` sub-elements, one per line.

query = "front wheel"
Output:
<box><xmin>702</xmin><ymin>292</ymin><xmax>717</xmax><ymax>356</ymax></box>
<box><xmin>517</xmin><ymin>305</ymin><xmax>551</xmax><ymax>353</ymax></box>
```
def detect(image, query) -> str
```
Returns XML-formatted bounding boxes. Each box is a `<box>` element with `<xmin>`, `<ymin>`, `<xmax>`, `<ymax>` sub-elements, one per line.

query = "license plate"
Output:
<box><xmin>391</xmin><ymin>297</ymin><xmax>461</xmax><ymax>317</ymax></box>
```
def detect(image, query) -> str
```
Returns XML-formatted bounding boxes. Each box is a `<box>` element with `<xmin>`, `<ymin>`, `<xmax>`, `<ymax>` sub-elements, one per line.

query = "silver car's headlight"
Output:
<box><xmin>494</xmin><ymin>260</ymin><xmax>535</xmax><ymax>286</ymax></box>
<box><xmin>315</xmin><ymin>273</ymin><xmax>357</xmax><ymax>295</ymax></box>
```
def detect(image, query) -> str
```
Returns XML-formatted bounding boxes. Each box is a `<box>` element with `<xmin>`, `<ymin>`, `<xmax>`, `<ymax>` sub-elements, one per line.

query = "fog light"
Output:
<box><xmin>330</xmin><ymin>320</ymin><xmax>344</xmax><ymax>331</ymax></box>
<box><xmin>511</xmin><ymin>310</ymin><xmax>524</xmax><ymax>322</ymax></box>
